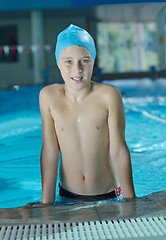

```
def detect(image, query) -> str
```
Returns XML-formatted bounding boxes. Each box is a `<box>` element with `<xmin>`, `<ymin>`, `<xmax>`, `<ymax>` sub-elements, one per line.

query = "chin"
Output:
<box><xmin>70</xmin><ymin>79</ymin><xmax>87</xmax><ymax>88</ymax></box>
<box><xmin>71</xmin><ymin>83</ymin><xmax>85</xmax><ymax>90</ymax></box>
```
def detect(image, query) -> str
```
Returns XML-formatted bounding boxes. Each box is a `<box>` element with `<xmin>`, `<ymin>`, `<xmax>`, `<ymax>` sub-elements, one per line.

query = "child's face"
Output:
<box><xmin>58</xmin><ymin>45</ymin><xmax>94</xmax><ymax>90</ymax></box>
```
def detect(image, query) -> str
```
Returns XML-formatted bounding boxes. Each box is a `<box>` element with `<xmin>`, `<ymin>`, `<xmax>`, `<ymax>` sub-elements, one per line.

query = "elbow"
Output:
<box><xmin>111</xmin><ymin>142</ymin><xmax>130</xmax><ymax>161</ymax></box>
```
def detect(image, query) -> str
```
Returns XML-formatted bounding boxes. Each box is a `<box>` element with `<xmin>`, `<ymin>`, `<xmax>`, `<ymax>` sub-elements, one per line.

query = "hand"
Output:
<box><xmin>23</xmin><ymin>202</ymin><xmax>53</xmax><ymax>208</ymax></box>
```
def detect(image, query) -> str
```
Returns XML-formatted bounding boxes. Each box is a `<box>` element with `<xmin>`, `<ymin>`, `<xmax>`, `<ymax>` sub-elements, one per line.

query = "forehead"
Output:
<box><xmin>60</xmin><ymin>45</ymin><xmax>92</xmax><ymax>59</ymax></box>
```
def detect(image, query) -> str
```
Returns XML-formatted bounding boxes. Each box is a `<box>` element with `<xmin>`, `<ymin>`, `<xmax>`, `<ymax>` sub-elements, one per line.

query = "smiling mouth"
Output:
<box><xmin>71</xmin><ymin>77</ymin><xmax>83</xmax><ymax>83</ymax></box>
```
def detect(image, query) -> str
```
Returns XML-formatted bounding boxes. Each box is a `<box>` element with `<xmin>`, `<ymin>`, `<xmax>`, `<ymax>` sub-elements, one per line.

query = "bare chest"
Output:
<box><xmin>50</xmin><ymin>100</ymin><xmax>108</xmax><ymax>135</ymax></box>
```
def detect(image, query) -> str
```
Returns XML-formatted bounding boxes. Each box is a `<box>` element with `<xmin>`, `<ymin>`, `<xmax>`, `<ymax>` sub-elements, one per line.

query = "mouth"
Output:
<box><xmin>71</xmin><ymin>77</ymin><xmax>83</xmax><ymax>83</ymax></box>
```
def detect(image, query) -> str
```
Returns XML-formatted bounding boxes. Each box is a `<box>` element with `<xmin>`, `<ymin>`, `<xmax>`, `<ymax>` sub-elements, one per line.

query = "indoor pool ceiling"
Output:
<box><xmin>0</xmin><ymin>3</ymin><xmax>166</xmax><ymax>22</ymax></box>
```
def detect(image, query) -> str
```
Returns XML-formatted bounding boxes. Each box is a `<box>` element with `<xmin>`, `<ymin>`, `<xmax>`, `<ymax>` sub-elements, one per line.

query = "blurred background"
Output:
<box><xmin>0</xmin><ymin>0</ymin><xmax>166</xmax><ymax>88</ymax></box>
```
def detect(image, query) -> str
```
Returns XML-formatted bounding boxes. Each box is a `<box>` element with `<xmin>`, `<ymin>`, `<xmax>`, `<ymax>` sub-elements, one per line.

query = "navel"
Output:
<box><xmin>83</xmin><ymin>175</ymin><xmax>85</xmax><ymax>181</ymax></box>
<box><xmin>61</xmin><ymin>127</ymin><xmax>64</xmax><ymax>131</ymax></box>
<box><xmin>96</xmin><ymin>126</ymin><xmax>100</xmax><ymax>130</ymax></box>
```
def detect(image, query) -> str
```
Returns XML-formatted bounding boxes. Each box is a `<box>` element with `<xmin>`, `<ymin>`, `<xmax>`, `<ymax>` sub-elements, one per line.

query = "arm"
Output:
<box><xmin>108</xmin><ymin>87</ymin><xmax>136</xmax><ymax>199</ymax></box>
<box><xmin>39</xmin><ymin>87</ymin><xmax>59</xmax><ymax>204</ymax></box>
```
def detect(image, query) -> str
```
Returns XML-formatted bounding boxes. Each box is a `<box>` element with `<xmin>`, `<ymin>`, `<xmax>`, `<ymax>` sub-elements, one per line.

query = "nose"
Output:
<box><xmin>72</xmin><ymin>62</ymin><xmax>83</xmax><ymax>75</ymax></box>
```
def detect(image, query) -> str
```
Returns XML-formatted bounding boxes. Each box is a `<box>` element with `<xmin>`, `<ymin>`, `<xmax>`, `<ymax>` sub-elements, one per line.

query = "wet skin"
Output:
<box><xmin>39</xmin><ymin>45</ymin><xmax>135</xmax><ymax>204</ymax></box>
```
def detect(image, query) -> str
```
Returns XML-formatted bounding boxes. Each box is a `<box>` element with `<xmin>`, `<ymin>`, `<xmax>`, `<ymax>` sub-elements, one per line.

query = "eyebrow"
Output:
<box><xmin>81</xmin><ymin>56</ymin><xmax>91</xmax><ymax>59</ymax></box>
<box><xmin>63</xmin><ymin>56</ymin><xmax>91</xmax><ymax>59</ymax></box>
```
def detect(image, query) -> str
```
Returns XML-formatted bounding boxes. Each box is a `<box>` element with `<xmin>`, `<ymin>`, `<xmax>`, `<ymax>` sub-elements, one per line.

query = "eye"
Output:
<box><xmin>81</xmin><ymin>59</ymin><xmax>89</xmax><ymax>63</ymax></box>
<box><xmin>65</xmin><ymin>60</ymin><xmax>72</xmax><ymax>64</ymax></box>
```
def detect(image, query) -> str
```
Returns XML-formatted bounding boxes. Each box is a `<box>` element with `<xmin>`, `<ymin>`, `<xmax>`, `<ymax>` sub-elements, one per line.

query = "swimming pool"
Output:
<box><xmin>0</xmin><ymin>78</ymin><xmax>166</xmax><ymax>208</ymax></box>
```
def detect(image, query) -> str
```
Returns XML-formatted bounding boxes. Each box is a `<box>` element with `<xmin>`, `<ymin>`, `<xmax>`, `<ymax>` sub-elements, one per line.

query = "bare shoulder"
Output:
<box><xmin>40</xmin><ymin>83</ymin><xmax>64</xmax><ymax>97</ymax></box>
<box><xmin>39</xmin><ymin>84</ymin><xmax>64</xmax><ymax>102</ymax></box>
<box><xmin>93</xmin><ymin>82</ymin><xmax>122</xmax><ymax>104</ymax></box>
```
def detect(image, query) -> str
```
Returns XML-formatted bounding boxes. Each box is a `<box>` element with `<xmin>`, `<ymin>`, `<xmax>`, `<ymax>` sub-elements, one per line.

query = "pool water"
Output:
<box><xmin>0</xmin><ymin>78</ymin><xmax>166</xmax><ymax>208</ymax></box>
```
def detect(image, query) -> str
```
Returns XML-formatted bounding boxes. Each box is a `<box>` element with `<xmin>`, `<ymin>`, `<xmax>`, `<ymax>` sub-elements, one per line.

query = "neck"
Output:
<box><xmin>64</xmin><ymin>81</ymin><xmax>92</xmax><ymax>102</ymax></box>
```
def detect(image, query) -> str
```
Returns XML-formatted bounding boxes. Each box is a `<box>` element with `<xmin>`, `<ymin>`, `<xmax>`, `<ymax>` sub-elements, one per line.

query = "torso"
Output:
<box><xmin>47</xmin><ymin>82</ymin><xmax>118</xmax><ymax>195</ymax></box>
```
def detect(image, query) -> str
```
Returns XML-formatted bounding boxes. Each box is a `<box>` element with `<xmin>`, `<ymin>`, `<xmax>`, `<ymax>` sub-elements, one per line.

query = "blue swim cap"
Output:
<box><xmin>55</xmin><ymin>24</ymin><xmax>96</xmax><ymax>66</ymax></box>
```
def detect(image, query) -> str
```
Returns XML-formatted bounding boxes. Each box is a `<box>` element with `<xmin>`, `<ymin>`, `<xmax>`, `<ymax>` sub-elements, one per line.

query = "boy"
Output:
<box><xmin>39</xmin><ymin>24</ymin><xmax>135</xmax><ymax>204</ymax></box>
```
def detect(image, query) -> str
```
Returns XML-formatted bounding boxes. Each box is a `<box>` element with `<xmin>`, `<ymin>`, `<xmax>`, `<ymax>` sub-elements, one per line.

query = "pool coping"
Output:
<box><xmin>0</xmin><ymin>190</ymin><xmax>165</xmax><ymax>226</ymax></box>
